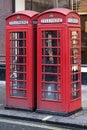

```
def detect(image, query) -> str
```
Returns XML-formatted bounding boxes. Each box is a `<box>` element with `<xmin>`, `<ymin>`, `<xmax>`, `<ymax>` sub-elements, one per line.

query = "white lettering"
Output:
<box><xmin>9</xmin><ymin>20</ymin><xmax>28</xmax><ymax>25</ymax></box>
<box><xmin>68</xmin><ymin>18</ymin><xmax>79</xmax><ymax>23</ymax></box>
<box><xmin>41</xmin><ymin>18</ymin><xmax>63</xmax><ymax>23</ymax></box>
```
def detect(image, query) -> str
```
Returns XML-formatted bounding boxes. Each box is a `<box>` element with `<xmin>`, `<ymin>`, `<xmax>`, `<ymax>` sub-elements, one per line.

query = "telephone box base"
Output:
<box><xmin>5</xmin><ymin>105</ymin><xmax>35</xmax><ymax>112</ymax></box>
<box><xmin>36</xmin><ymin>108</ymin><xmax>82</xmax><ymax>116</ymax></box>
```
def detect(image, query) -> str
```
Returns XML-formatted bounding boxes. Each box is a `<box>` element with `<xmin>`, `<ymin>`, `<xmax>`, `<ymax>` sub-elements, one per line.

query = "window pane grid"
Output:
<box><xmin>9</xmin><ymin>32</ymin><xmax>27</xmax><ymax>97</ymax></box>
<box><xmin>70</xmin><ymin>30</ymin><xmax>81</xmax><ymax>100</ymax></box>
<box><xmin>41</xmin><ymin>30</ymin><xmax>61</xmax><ymax>101</ymax></box>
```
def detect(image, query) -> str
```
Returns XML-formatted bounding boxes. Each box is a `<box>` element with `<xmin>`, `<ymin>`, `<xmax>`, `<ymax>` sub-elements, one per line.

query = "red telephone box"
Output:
<box><xmin>6</xmin><ymin>10</ymin><xmax>39</xmax><ymax>110</ymax></box>
<box><xmin>37</xmin><ymin>8</ymin><xmax>82</xmax><ymax>115</ymax></box>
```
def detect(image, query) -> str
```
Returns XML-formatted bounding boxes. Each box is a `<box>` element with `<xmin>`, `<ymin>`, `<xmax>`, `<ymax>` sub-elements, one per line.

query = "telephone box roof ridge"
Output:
<box><xmin>6</xmin><ymin>10</ymin><xmax>39</xmax><ymax>19</ymax></box>
<box><xmin>38</xmin><ymin>8</ymin><xmax>79</xmax><ymax>16</ymax></box>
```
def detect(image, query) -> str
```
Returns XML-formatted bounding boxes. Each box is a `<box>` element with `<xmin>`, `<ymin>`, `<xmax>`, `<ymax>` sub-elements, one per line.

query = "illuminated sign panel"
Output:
<box><xmin>41</xmin><ymin>18</ymin><xmax>63</xmax><ymax>23</ymax></box>
<box><xmin>9</xmin><ymin>20</ymin><xmax>28</xmax><ymax>25</ymax></box>
<box><xmin>68</xmin><ymin>18</ymin><xmax>79</xmax><ymax>23</ymax></box>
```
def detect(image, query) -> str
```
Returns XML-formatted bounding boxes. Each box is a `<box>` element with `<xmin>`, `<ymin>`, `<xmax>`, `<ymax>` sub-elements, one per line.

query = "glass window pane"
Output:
<box><xmin>44</xmin><ymin>48</ymin><xmax>57</xmax><ymax>55</ymax></box>
<box><xmin>72</xmin><ymin>73</ymin><xmax>79</xmax><ymax>81</ymax></box>
<box><xmin>10</xmin><ymin>31</ymin><xmax>27</xmax><ymax>95</ymax></box>
<box><xmin>71</xmin><ymin>48</ymin><xmax>79</xmax><ymax>64</ymax></box>
<box><xmin>42</xmin><ymin>57</ymin><xmax>57</xmax><ymax>64</ymax></box>
<box><xmin>42</xmin><ymin>92</ymin><xmax>61</xmax><ymax>100</ymax></box>
<box><xmin>42</xmin><ymin>39</ymin><xmax>58</xmax><ymax>47</ymax></box>
<box><xmin>10</xmin><ymin>90</ymin><xmax>26</xmax><ymax>97</ymax></box>
<box><xmin>10</xmin><ymin>81</ymin><xmax>26</xmax><ymax>88</ymax></box>
<box><xmin>10</xmin><ymin>65</ymin><xmax>26</xmax><ymax>72</ymax></box>
<box><xmin>72</xmin><ymin>40</ymin><xmax>79</xmax><ymax>46</ymax></box>
<box><xmin>72</xmin><ymin>83</ymin><xmax>80</xmax><ymax>91</ymax></box>
<box><xmin>42</xmin><ymin>31</ymin><xmax>57</xmax><ymax>38</ymax></box>
<box><xmin>71</xmin><ymin>31</ymin><xmax>78</xmax><ymax>39</ymax></box>
<box><xmin>10</xmin><ymin>72</ymin><xmax>26</xmax><ymax>80</ymax></box>
<box><xmin>45</xmin><ymin>74</ymin><xmax>57</xmax><ymax>82</ymax></box>
<box><xmin>45</xmin><ymin>83</ymin><xmax>57</xmax><ymax>90</ymax></box>
<box><xmin>71</xmin><ymin>91</ymin><xmax>80</xmax><ymax>100</ymax></box>
<box><xmin>42</xmin><ymin>83</ymin><xmax>60</xmax><ymax>91</ymax></box>
<box><xmin>42</xmin><ymin>74</ymin><xmax>61</xmax><ymax>82</ymax></box>
<box><xmin>41</xmin><ymin>30</ymin><xmax>61</xmax><ymax>100</ymax></box>
<box><xmin>42</xmin><ymin>66</ymin><xmax>57</xmax><ymax>73</ymax></box>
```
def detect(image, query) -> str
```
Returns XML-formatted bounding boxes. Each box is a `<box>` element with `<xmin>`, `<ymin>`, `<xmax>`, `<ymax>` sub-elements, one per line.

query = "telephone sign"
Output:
<box><xmin>68</xmin><ymin>18</ymin><xmax>79</xmax><ymax>23</ymax></box>
<box><xmin>41</xmin><ymin>18</ymin><xmax>63</xmax><ymax>23</ymax></box>
<box><xmin>9</xmin><ymin>20</ymin><xmax>28</xmax><ymax>25</ymax></box>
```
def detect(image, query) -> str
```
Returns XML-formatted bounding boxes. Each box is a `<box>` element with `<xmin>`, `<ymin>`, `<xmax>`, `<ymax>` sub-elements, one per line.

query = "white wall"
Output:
<box><xmin>15</xmin><ymin>0</ymin><xmax>25</xmax><ymax>12</ymax></box>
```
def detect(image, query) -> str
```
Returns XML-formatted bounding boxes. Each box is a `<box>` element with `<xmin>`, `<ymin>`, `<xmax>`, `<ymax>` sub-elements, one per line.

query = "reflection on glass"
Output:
<box><xmin>42</xmin><ymin>92</ymin><xmax>58</xmax><ymax>100</ymax></box>
<box><xmin>10</xmin><ymin>32</ymin><xmax>26</xmax><ymax>39</ymax></box>
<box><xmin>72</xmin><ymin>83</ymin><xmax>79</xmax><ymax>91</ymax></box>
<box><xmin>42</xmin><ymin>91</ymin><xmax>61</xmax><ymax>100</ymax></box>
<box><xmin>42</xmin><ymin>74</ymin><xmax>60</xmax><ymax>82</ymax></box>
<box><xmin>10</xmin><ymin>65</ymin><xmax>26</xmax><ymax>72</ymax></box>
<box><xmin>47</xmin><ymin>34</ymin><xmax>54</xmax><ymax>63</ymax></box>
<box><xmin>71</xmin><ymin>30</ymin><xmax>80</xmax><ymax>100</ymax></box>
<box><xmin>71</xmin><ymin>31</ymin><xmax>79</xmax><ymax>72</ymax></box>
<box><xmin>72</xmin><ymin>91</ymin><xmax>80</xmax><ymax>99</ymax></box>
<box><xmin>10</xmin><ymin>72</ymin><xmax>26</xmax><ymax>80</ymax></box>
<box><xmin>45</xmin><ymin>83</ymin><xmax>57</xmax><ymax>90</ymax></box>
<box><xmin>10</xmin><ymin>47</ymin><xmax>26</xmax><ymax>55</ymax></box>
<box><xmin>42</xmin><ymin>30</ymin><xmax>60</xmax><ymax>64</ymax></box>
<box><xmin>10</xmin><ymin>90</ymin><xmax>26</xmax><ymax>97</ymax></box>
<box><xmin>10</xmin><ymin>81</ymin><xmax>26</xmax><ymax>88</ymax></box>
<box><xmin>72</xmin><ymin>58</ymin><xmax>78</xmax><ymax>64</ymax></box>
<box><xmin>10</xmin><ymin>56</ymin><xmax>26</xmax><ymax>64</ymax></box>
<box><xmin>45</xmin><ymin>74</ymin><xmax>57</xmax><ymax>82</ymax></box>
<box><xmin>42</xmin><ymin>57</ymin><xmax>57</xmax><ymax>64</ymax></box>
<box><xmin>71</xmin><ymin>31</ymin><xmax>78</xmax><ymax>39</ymax></box>
<box><xmin>10</xmin><ymin>40</ymin><xmax>26</xmax><ymax>47</ymax></box>
<box><xmin>42</xmin><ymin>31</ymin><xmax>57</xmax><ymax>38</ymax></box>
<box><xmin>72</xmin><ymin>48</ymin><xmax>78</xmax><ymax>64</ymax></box>
<box><xmin>72</xmin><ymin>73</ymin><xmax>79</xmax><ymax>81</ymax></box>
<box><xmin>72</xmin><ymin>31</ymin><xmax>79</xmax><ymax>46</ymax></box>
<box><xmin>72</xmin><ymin>40</ymin><xmax>78</xmax><ymax>46</ymax></box>
<box><xmin>42</xmin><ymin>39</ymin><xmax>58</xmax><ymax>47</ymax></box>
<box><xmin>42</xmin><ymin>30</ymin><xmax>61</xmax><ymax>100</ymax></box>
<box><xmin>44</xmin><ymin>48</ymin><xmax>57</xmax><ymax>55</ymax></box>
<box><xmin>42</xmin><ymin>66</ymin><xmax>57</xmax><ymax>73</ymax></box>
<box><xmin>72</xmin><ymin>48</ymin><xmax>78</xmax><ymax>55</ymax></box>
<box><xmin>10</xmin><ymin>32</ymin><xmax>26</xmax><ymax>97</ymax></box>
<box><xmin>42</xmin><ymin>83</ymin><xmax>60</xmax><ymax>91</ymax></box>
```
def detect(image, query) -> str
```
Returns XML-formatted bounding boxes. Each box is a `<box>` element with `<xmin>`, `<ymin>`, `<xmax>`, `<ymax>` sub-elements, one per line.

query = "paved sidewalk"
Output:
<box><xmin>0</xmin><ymin>82</ymin><xmax>87</xmax><ymax>129</ymax></box>
<box><xmin>0</xmin><ymin>108</ymin><xmax>87</xmax><ymax>129</ymax></box>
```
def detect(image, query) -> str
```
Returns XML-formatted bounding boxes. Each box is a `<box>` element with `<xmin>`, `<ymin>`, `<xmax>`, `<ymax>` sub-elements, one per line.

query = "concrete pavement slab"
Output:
<box><xmin>0</xmin><ymin>109</ymin><xmax>87</xmax><ymax>129</ymax></box>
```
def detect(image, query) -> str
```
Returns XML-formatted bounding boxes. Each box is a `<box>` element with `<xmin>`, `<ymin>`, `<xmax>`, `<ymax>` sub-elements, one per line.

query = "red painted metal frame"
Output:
<box><xmin>37</xmin><ymin>8</ymin><xmax>81</xmax><ymax>114</ymax></box>
<box><xmin>6</xmin><ymin>10</ymin><xmax>39</xmax><ymax>110</ymax></box>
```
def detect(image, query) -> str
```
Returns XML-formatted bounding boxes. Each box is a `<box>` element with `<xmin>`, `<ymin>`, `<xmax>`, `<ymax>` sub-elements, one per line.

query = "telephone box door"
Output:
<box><xmin>6</xmin><ymin>29</ymin><xmax>33</xmax><ymax>109</ymax></box>
<box><xmin>37</xmin><ymin>28</ymin><xmax>66</xmax><ymax>112</ymax></box>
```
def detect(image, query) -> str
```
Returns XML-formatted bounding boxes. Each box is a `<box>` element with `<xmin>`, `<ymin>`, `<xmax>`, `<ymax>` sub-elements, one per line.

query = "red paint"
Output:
<box><xmin>6</xmin><ymin>10</ymin><xmax>39</xmax><ymax>110</ymax></box>
<box><xmin>37</xmin><ymin>8</ymin><xmax>81</xmax><ymax>114</ymax></box>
